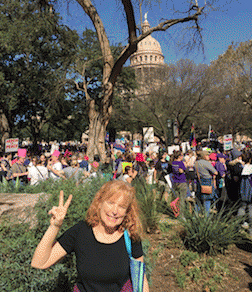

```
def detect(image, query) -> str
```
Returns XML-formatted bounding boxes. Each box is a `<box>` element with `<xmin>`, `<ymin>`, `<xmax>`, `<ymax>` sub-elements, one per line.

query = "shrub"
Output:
<box><xmin>133</xmin><ymin>181</ymin><xmax>162</xmax><ymax>232</ymax></box>
<box><xmin>172</xmin><ymin>266</ymin><xmax>187</xmax><ymax>289</ymax></box>
<box><xmin>179</xmin><ymin>250</ymin><xmax>199</xmax><ymax>267</ymax></box>
<box><xmin>180</xmin><ymin>203</ymin><xmax>245</xmax><ymax>255</ymax></box>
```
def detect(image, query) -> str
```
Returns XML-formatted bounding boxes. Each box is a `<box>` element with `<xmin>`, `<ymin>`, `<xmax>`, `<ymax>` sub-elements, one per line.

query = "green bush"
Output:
<box><xmin>133</xmin><ymin>181</ymin><xmax>162</xmax><ymax>232</ymax></box>
<box><xmin>180</xmin><ymin>203</ymin><xmax>245</xmax><ymax>255</ymax></box>
<box><xmin>172</xmin><ymin>266</ymin><xmax>187</xmax><ymax>289</ymax></box>
<box><xmin>179</xmin><ymin>250</ymin><xmax>199</xmax><ymax>267</ymax></box>
<box><xmin>0</xmin><ymin>177</ymin><xmax>154</xmax><ymax>291</ymax></box>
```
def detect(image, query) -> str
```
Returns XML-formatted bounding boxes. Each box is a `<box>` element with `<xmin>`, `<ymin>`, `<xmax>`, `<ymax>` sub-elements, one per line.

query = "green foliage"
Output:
<box><xmin>172</xmin><ymin>251</ymin><xmax>237</xmax><ymax>290</ymax></box>
<box><xmin>0</xmin><ymin>0</ymin><xmax>84</xmax><ymax>145</ymax></box>
<box><xmin>179</xmin><ymin>250</ymin><xmax>199</xmax><ymax>267</ymax></box>
<box><xmin>134</xmin><ymin>181</ymin><xmax>162</xmax><ymax>232</ymax></box>
<box><xmin>172</xmin><ymin>266</ymin><xmax>187</xmax><ymax>289</ymax></box>
<box><xmin>180</xmin><ymin>204</ymin><xmax>245</xmax><ymax>255</ymax></box>
<box><xmin>188</xmin><ymin>266</ymin><xmax>201</xmax><ymax>282</ymax></box>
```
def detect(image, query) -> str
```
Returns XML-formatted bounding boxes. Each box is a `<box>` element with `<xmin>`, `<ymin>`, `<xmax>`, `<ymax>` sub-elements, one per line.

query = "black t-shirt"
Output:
<box><xmin>57</xmin><ymin>221</ymin><xmax>143</xmax><ymax>292</ymax></box>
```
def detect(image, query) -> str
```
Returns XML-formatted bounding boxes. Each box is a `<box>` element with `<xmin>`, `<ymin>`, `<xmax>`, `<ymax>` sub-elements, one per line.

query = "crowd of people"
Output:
<box><xmin>1</xmin><ymin>142</ymin><xmax>252</xmax><ymax>235</ymax></box>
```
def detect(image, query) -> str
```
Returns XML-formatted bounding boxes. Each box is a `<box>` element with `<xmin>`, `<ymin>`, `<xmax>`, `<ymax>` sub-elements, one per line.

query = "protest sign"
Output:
<box><xmin>5</xmin><ymin>138</ymin><xmax>19</xmax><ymax>153</ymax></box>
<box><xmin>224</xmin><ymin>134</ymin><xmax>233</xmax><ymax>150</ymax></box>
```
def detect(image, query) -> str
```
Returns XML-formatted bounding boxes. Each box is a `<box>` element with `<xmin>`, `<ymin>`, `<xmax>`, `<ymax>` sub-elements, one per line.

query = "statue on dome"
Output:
<box><xmin>144</xmin><ymin>12</ymin><xmax>148</xmax><ymax>21</ymax></box>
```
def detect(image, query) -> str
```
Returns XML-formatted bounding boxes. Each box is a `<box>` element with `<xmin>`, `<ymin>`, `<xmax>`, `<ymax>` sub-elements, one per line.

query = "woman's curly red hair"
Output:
<box><xmin>85</xmin><ymin>180</ymin><xmax>143</xmax><ymax>241</ymax></box>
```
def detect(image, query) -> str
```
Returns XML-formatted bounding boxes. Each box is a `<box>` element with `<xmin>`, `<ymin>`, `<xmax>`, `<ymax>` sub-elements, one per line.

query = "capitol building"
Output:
<box><xmin>129</xmin><ymin>16</ymin><xmax>166</xmax><ymax>98</ymax></box>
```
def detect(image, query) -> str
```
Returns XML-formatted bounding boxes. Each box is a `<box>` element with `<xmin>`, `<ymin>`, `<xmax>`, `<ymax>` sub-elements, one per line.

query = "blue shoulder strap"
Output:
<box><xmin>124</xmin><ymin>229</ymin><xmax>132</xmax><ymax>258</ymax></box>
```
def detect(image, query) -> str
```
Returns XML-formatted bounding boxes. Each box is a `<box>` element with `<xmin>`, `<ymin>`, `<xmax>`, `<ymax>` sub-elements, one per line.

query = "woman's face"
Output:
<box><xmin>40</xmin><ymin>155</ymin><xmax>46</xmax><ymax>162</ymax></box>
<box><xmin>204</xmin><ymin>155</ymin><xmax>210</xmax><ymax>161</ymax></box>
<box><xmin>99</xmin><ymin>194</ymin><xmax>129</xmax><ymax>229</ymax></box>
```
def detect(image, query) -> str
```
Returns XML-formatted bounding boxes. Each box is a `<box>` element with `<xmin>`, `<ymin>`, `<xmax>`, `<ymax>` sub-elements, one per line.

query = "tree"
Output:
<box><xmin>0</xmin><ymin>0</ymin><xmax>79</xmax><ymax>151</ymax></box>
<box><xmin>207</xmin><ymin>41</ymin><xmax>252</xmax><ymax>137</ymax></box>
<box><xmin>63</xmin><ymin>0</ymin><xmax>206</xmax><ymax>160</ymax></box>
<box><xmin>127</xmin><ymin>59</ymin><xmax>216</xmax><ymax>144</ymax></box>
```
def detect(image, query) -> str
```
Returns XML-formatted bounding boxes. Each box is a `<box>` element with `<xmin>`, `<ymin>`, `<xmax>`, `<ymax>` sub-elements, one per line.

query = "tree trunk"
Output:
<box><xmin>0</xmin><ymin>111</ymin><xmax>11</xmax><ymax>150</ymax></box>
<box><xmin>87</xmin><ymin>83</ymin><xmax>113</xmax><ymax>162</ymax></box>
<box><xmin>87</xmin><ymin>112</ymin><xmax>107</xmax><ymax>161</ymax></box>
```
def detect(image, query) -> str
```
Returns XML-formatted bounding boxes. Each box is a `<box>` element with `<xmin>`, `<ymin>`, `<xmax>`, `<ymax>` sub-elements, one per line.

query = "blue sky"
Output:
<box><xmin>56</xmin><ymin>0</ymin><xmax>252</xmax><ymax>66</ymax></box>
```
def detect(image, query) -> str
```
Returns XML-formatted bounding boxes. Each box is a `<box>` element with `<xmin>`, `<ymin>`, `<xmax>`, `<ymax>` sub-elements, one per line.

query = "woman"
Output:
<box><xmin>121</xmin><ymin>165</ymin><xmax>138</xmax><ymax>184</ymax></box>
<box><xmin>215</xmin><ymin>153</ymin><xmax>228</xmax><ymax>211</ymax></box>
<box><xmin>28</xmin><ymin>157</ymin><xmax>49</xmax><ymax>185</ymax></box>
<box><xmin>226</xmin><ymin>148</ymin><xmax>244</xmax><ymax>203</ymax></box>
<box><xmin>11</xmin><ymin>148</ymin><xmax>29</xmax><ymax>184</ymax></box>
<box><xmin>172</xmin><ymin>151</ymin><xmax>188</xmax><ymax>217</ymax></box>
<box><xmin>47</xmin><ymin>150</ymin><xmax>63</xmax><ymax>180</ymax></box>
<box><xmin>60</xmin><ymin>159</ymin><xmax>84</xmax><ymax>183</ymax></box>
<box><xmin>238</xmin><ymin>151</ymin><xmax>252</xmax><ymax>236</ymax></box>
<box><xmin>154</xmin><ymin>150</ymin><xmax>172</xmax><ymax>201</ymax></box>
<box><xmin>184</xmin><ymin>150</ymin><xmax>196</xmax><ymax>196</ymax></box>
<box><xmin>0</xmin><ymin>152</ymin><xmax>12</xmax><ymax>181</ymax></box>
<box><xmin>195</xmin><ymin>151</ymin><xmax>218</xmax><ymax>214</ymax></box>
<box><xmin>31</xmin><ymin>180</ymin><xmax>149</xmax><ymax>292</ymax></box>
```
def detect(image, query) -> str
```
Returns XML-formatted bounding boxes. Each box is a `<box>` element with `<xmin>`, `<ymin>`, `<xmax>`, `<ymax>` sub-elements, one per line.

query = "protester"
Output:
<box><xmin>238</xmin><ymin>151</ymin><xmax>252</xmax><ymax>236</ymax></box>
<box><xmin>31</xmin><ymin>180</ymin><xmax>149</xmax><ymax>291</ymax></box>
<box><xmin>226</xmin><ymin>148</ymin><xmax>244</xmax><ymax>203</ymax></box>
<box><xmin>60</xmin><ymin>159</ymin><xmax>84</xmax><ymax>183</ymax></box>
<box><xmin>154</xmin><ymin>150</ymin><xmax>171</xmax><ymax>201</ymax></box>
<box><xmin>0</xmin><ymin>152</ymin><xmax>12</xmax><ymax>181</ymax></box>
<box><xmin>134</xmin><ymin>153</ymin><xmax>148</xmax><ymax>182</ymax></box>
<box><xmin>59</xmin><ymin>155</ymin><xmax>69</xmax><ymax>169</ymax></box>
<box><xmin>195</xmin><ymin>150</ymin><xmax>218</xmax><ymax>214</ymax></box>
<box><xmin>121</xmin><ymin>165</ymin><xmax>138</xmax><ymax>184</ymax></box>
<box><xmin>47</xmin><ymin>150</ymin><xmax>63</xmax><ymax>180</ymax></box>
<box><xmin>113</xmin><ymin>151</ymin><xmax>123</xmax><ymax>179</ymax></box>
<box><xmin>146</xmin><ymin>160</ymin><xmax>156</xmax><ymax>185</ymax></box>
<box><xmin>78</xmin><ymin>153</ymin><xmax>89</xmax><ymax>171</ymax></box>
<box><xmin>184</xmin><ymin>150</ymin><xmax>196</xmax><ymax>197</ymax></box>
<box><xmin>28</xmin><ymin>157</ymin><xmax>49</xmax><ymax>185</ymax></box>
<box><xmin>88</xmin><ymin>154</ymin><xmax>101</xmax><ymax>178</ymax></box>
<box><xmin>172</xmin><ymin>150</ymin><xmax>188</xmax><ymax>217</ymax></box>
<box><xmin>40</xmin><ymin>154</ymin><xmax>48</xmax><ymax>167</ymax></box>
<box><xmin>11</xmin><ymin>148</ymin><xmax>29</xmax><ymax>184</ymax></box>
<box><xmin>215</xmin><ymin>153</ymin><xmax>228</xmax><ymax>210</ymax></box>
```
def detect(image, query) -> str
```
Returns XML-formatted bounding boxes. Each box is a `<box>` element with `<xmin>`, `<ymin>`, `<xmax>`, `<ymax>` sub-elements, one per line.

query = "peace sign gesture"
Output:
<box><xmin>48</xmin><ymin>190</ymin><xmax>72</xmax><ymax>228</ymax></box>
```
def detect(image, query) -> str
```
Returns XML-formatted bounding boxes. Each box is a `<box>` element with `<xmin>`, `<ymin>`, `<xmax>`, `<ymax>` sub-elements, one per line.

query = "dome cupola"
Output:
<box><xmin>130</xmin><ymin>14</ymin><xmax>164</xmax><ymax>68</ymax></box>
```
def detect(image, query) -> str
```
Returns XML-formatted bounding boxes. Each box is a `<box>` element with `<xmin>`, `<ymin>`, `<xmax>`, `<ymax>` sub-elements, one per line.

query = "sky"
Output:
<box><xmin>55</xmin><ymin>0</ymin><xmax>252</xmax><ymax>66</ymax></box>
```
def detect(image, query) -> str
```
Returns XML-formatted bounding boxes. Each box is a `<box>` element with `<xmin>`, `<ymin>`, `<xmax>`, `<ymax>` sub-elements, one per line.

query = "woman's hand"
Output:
<box><xmin>48</xmin><ymin>190</ymin><xmax>72</xmax><ymax>228</ymax></box>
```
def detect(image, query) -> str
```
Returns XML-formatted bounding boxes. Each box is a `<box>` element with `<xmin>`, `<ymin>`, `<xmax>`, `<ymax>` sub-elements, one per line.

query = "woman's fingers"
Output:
<box><xmin>64</xmin><ymin>194</ymin><xmax>72</xmax><ymax>210</ymax></box>
<box><xmin>59</xmin><ymin>190</ymin><xmax>64</xmax><ymax>207</ymax></box>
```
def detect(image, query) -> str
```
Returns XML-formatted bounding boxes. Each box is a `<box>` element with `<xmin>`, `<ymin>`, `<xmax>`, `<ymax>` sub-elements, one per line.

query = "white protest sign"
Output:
<box><xmin>224</xmin><ymin>134</ymin><xmax>233</xmax><ymax>150</ymax></box>
<box><xmin>143</xmin><ymin>127</ymin><xmax>154</xmax><ymax>143</ymax></box>
<box><xmin>168</xmin><ymin>145</ymin><xmax>180</xmax><ymax>155</ymax></box>
<box><xmin>5</xmin><ymin>138</ymin><xmax>19</xmax><ymax>153</ymax></box>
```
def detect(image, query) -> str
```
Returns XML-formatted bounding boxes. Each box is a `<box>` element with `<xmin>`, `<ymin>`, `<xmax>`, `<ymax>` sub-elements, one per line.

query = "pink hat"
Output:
<box><xmin>17</xmin><ymin>148</ymin><xmax>27</xmax><ymax>158</ymax></box>
<box><xmin>209</xmin><ymin>153</ymin><xmax>217</xmax><ymax>161</ymax></box>
<box><xmin>52</xmin><ymin>150</ymin><xmax>61</xmax><ymax>158</ymax></box>
<box><xmin>135</xmin><ymin>153</ymin><xmax>146</xmax><ymax>162</ymax></box>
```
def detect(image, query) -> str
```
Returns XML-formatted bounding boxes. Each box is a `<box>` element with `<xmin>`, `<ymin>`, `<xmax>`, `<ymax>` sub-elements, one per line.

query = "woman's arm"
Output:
<box><xmin>31</xmin><ymin>191</ymin><xmax>72</xmax><ymax>269</ymax></box>
<box><xmin>31</xmin><ymin>226</ymin><xmax>66</xmax><ymax>269</ymax></box>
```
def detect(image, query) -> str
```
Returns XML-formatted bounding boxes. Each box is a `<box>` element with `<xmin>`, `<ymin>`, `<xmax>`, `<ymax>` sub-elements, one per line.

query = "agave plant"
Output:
<box><xmin>179</xmin><ymin>201</ymin><xmax>245</xmax><ymax>255</ymax></box>
<box><xmin>134</xmin><ymin>180</ymin><xmax>162</xmax><ymax>232</ymax></box>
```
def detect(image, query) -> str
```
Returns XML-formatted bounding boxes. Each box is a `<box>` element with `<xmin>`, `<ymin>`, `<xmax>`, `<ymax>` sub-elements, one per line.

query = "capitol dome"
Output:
<box><xmin>130</xmin><ymin>18</ymin><xmax>164</xmax><ymax>68</ymax></box>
